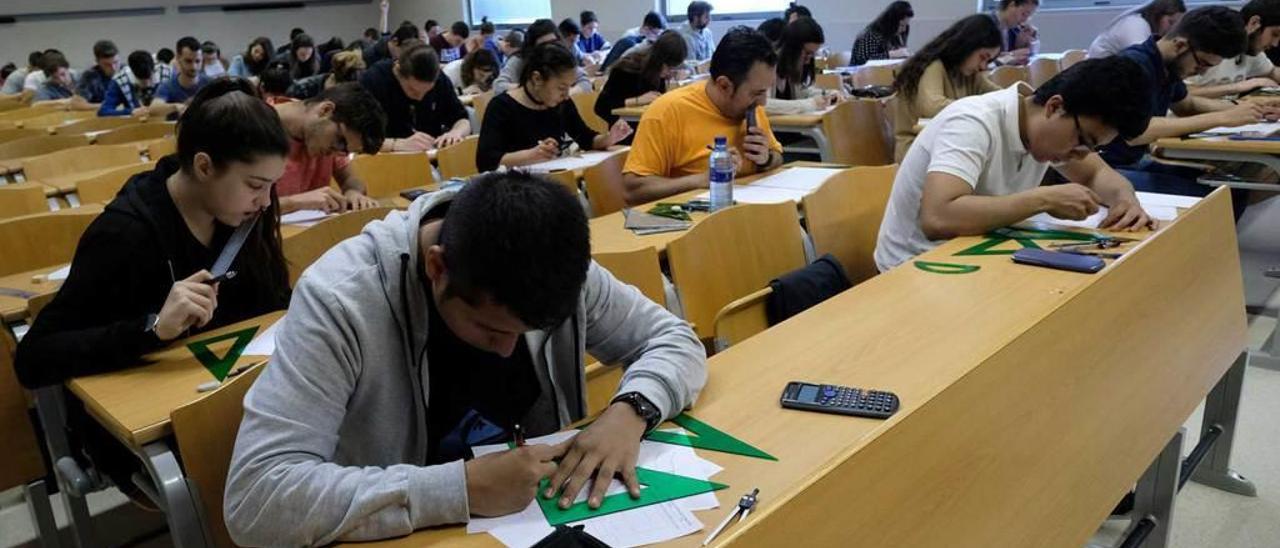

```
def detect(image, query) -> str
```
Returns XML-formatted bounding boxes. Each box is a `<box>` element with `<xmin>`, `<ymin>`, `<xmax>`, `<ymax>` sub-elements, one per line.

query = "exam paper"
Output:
<box><xmin>279</xmin><ymin>209</ymin><xmax>331</xmax><ymax>226</ymax></box>
<box><xmin>695</xmin><ymin>185</ymin><xmax>808</xmax><ymax>204</ymax></box>
<box><xmin>468</xmin><ymin>430</ymin><xmax>722</xmax><ymax>546</ymax></box>
<box><xmin>242</xmin><ymin>316</ymin><xmax>283</xmax><ymax>357</ymax></box>
<box><xmin>1192</xmin><ymin>121</ymin><xmax>1280</xmax><ymax>137</ymax></box>
<box><xmin>526</xmin><ymin>150</ymin><xmax>624</xmax><ymax>173</ymax></box>
<box><xmin>1021</xmin><ymin>192</ymin><xmax>1190</xmax><ymax>229</ymax></box>
<box><xmin>46</xmin><ymin>265</ymin><xmax>71</xmax><ymax>282</ymax></box>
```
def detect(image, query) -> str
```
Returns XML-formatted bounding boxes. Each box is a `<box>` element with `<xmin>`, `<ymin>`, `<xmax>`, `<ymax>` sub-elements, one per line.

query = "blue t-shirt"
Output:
<box><xmin>578</xmin><ymin>32</ymin><xmax>608</xmax><ymax>54</ymax></box>
<box><xmin>157</xmin><ymin>73</ymin><xmax>209</xmax><ymax>104</ymax></box>
<box><xmin>1100</xmin><ymin>37</ymin><xmax>1187</xmax><ymax>167</ymax></box>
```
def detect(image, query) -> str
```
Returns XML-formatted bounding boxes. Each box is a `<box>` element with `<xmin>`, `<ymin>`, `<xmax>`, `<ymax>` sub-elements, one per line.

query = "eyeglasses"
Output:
<box><xmin>1188</xmin><ymin>48</ymin><xmax>1214</xmax><ymax>73</ymax></box>
<box><xmin>1073</xmin><ymin>115</ymin><xmax>1101</xmax><ymax>152</ymax></box>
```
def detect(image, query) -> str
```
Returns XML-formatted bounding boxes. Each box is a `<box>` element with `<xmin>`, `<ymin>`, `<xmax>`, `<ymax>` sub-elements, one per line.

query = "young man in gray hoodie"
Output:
<box><xmin>225</xmin><ymin>172</ymin><xmax>707</xmax><ymax>546</ymax></box>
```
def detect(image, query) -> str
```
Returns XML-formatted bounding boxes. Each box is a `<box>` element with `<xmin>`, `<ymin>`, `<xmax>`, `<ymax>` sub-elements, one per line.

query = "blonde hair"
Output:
<box><xmin>330</xmin><ymin>50</ymin><xmax>366</xmax><ymax>83</ymax></box>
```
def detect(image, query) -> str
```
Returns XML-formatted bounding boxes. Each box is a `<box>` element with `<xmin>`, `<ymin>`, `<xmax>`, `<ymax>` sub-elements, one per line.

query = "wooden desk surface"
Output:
<box><xmin>0</xmin><ymin>265</ymin><xmax>64</xmax><ymax>322</ymax></box>
<box><xmin>353</xmin><ymin>188</ymin><xmax>1245</xmax><ymax>547</ymax></box>
<box><xmin>589</xmin><ymin>162</ymin><xmax>838</xmax><ymax>255</ymax></box>
<box><xmin>1155</xmin><ymin>135</ymin><xmax>1280</xmax><ymax>154</ymax></box>
<box><xmin>68</xmin><ymin>311</ymin><xmax>285</xmax><ymax>449</ymax></box>
<box><xmin>29</xmin><ymin>164</ymin><xmax>134</xmax><ymax>196</ymax></box>
<box><xmin>610</xmin><ymin>106</ymin><xmax>826</xmax><ymax>128</ymax></box>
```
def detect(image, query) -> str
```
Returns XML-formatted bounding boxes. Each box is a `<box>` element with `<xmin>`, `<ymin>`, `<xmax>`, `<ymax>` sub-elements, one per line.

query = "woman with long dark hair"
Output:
<box><xmin>991</xmin><ymin>0</ymin><xmax>1040</xmax><ymax>65</ymax></box>
<box><xmin>767</xmin><ymin>17</ymin><xmax>836</xmax><ymax>115</ymax></box>
<box><xmin>443</xmin><ymin>47</ymin><xmax>500</xmax><ymax>95</ymax></box>
<box><xmin>1088</xmin><ymin>0</ymin><xmax>1186</xmax><ymax>58</ymax></box>
<box><xmin>891</xmin><ymin>14</ymin><xmax>1002</xmax><ymax>161</ymax></box>
<box><xmin>15</xmin><ymin>78</ymin><xmax>293</xmax><ymax>504</ymax></box>
<box><xmin>595</xmin><ymin>30</ymin><xmax>687</xmax><ymax>133</ymax></box>
<box><xmin>477</xmin><ymin>43</ymin><xmax>631</xmax><ymax>172</ymax></box>
<box><xmin>851</xmin><ymin>1</ymin><xmax>914</xmax><ymax>66</ymax></box>
<box><xmin>492</xmin><ymin>18</ymin><xmax>592</xmax><ymax>95</ymax></box>
<box><xmin>285</xmin><ymin>33</ymin><xmax>320</xmax><ymax>79</ymax></box>
<box><xmin>228</xmin><ymin>37</ymin><xmax>275</xmax><ymax>78</ymax></box>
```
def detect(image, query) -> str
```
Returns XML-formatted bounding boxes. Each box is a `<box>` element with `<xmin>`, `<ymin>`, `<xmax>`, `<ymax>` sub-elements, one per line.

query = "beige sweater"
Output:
<box><xmin>894</xmin><ymin>60</ymin><xmax>1000</xmax><ymax>162</ymax></box>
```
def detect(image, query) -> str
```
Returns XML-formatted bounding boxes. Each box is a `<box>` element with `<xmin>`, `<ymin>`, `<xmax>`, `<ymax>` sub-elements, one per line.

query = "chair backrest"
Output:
<box><xmin>0</xmin><ymin>183</ymin><xmax>50</xmax><ymax>220</ymax></box>
<box><xmin>713</xmin><ymin>287</ymin><xmax>772</xmax><ymax>352</ymax></box>
<box><xmin>147</xmin><ymin>137</ymin><xmax>177</xmax><ymax>160</ymax></box>
<box><xmin>22</xmin><ymin>143</ymin><xmax>143</xmax><ymax>181</ymax></box>
<box><xmin>0</xmin><ymin>134</ymin><xmax>91</xmax><ymax>162</ymax></box>
<box><xmin>581</xmin><ymin>148</ymin><xmax>629</xmax><ymax>217</ymax></box>
<box><xmin>823</xmin><ymin>98</ymin><xmax>894</xmax><ymax>166</ymax></box>
<box><xmin>51</xmin><ymin>116</ymin><xmax>139</xmax><ymax>136</ymax></box>
<box><xmin>801</xmin><ymin>164</ymin><xmax>897</xmax><ymax>285</ymax></box>
<box><xmin>93</xmin><ymin>122</ymin><xmax>176</xmax><ymax>145</ymax></box>
<box><xmin>75</xmin><ymin>161</ymin><xmax>156</xmax><ymax>204</ymax></box>
<box><xmin>543</xmin><ymin>169</ymin><xmax>581</xmax><ymax>197</ymax></box>
<box><xmin>851</xmin><ymin>65</ymin><xmax>896</xmax><ymax>88</ymax></box>
<box><xmin>593</xmin><ymin>246</ymin><xmax>665</xmax><ymax>308</ymax></box>
<box><xmin>989</xmin><ymin>65</ymin><xmax>1030</xmax><ymax>88</ymax></box>
<box><xmin>0</xmin><ymin>107</ymin><xmax>57</xmax><ymax>124</ymax></box>
<box><xmin>1028</xmin><ymin>57</ymin><xmax>1059</xmax><ymax>88</ymax></box>
<box><xmin>170</xmin><ymin>363</ymin><xmax>265</xmax><ymax>548</ymax></box>
<box><xmin>571</xmin><ymin>90</ymin><xmax>610</xmax><ymax>134</ymax></box>
<box><xmin>1060</xmin><ymin>49</ymin><xmax>1086</xmax><ymax>70</ymax></box>
<box><xmin>0</xmin><ymin>330</ymin><xmax>46</xmax><ymax>493</ymax></box>
<box><xmin>19</xmin><ymin>110</ymin><xmax>95</xmax><ymax>130</ymax></box>
<box><xmin>473</xmin><ymin>90</ymin><xmax>495</xmax><ymax>126</ymax></box>
<box><xmin>0</xmin><ymin>128</ymin><xmax>42</xmax><ymax>145</ymax></box>
<box><xmin>815</xmin><ymin>73</ymin><xmax>843</xmax><ymax>91</ymax></box>
<box><xmin>666</xmin><ymin>202</ymin><xmax>807</xmax><ymax>340</ymax></box>
<box><xmin>349</xmin><ymin>152</ymin><xmax>434</xmax><ymax>198</ymax></box>
<box><xmin>283</xmin><ymin>207</ymin><xmax>394</xmax><ymax>284</ymax></box>
<box><xmin>437</xmin><ymin>135</ymin><xmax>479</xmax><ymax>180</ymax></box>
<box><xmin>0</xmin><ymin>208</ymin><xmax>100</xmax><ymax>277</ymax></box>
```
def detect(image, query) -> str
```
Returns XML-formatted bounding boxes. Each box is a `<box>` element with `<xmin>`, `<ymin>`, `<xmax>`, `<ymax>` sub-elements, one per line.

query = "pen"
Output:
<box><xmin>513</xmin><ymin>423</ymin><xmax>525</xmax><ymax>447</ymax></box>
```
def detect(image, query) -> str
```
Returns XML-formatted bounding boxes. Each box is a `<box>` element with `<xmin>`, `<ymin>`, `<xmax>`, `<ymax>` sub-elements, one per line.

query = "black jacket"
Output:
<box><xmin>358</xmin><ymin>59</ymin><xmax>468</xmax><ymax>139</ymax></box>
<box><xmin>14</xmin><ymin>156</ymin><xmax>290</xmax><ymax>388</ymax></box>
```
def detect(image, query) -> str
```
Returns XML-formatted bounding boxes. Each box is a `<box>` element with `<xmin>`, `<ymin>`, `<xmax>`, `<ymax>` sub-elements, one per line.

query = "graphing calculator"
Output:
<box><xmin>780</xmin><ymin>381</ymin><xmax>900</xmax><ymax>419</ymax></box>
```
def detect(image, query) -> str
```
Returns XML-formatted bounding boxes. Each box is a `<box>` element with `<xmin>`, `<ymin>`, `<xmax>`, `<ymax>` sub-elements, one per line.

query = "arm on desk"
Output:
<box><xmin>620</xmin><ymin>172</ymin><xmax>705</xmax><ymax>205</ymax></box>
<box><xmin>582</xmin><ymin>262</ymin><xmax>706</xmax><ymax>419</ymax></box>
<box><xmin>1188</xmin><ymin>77</ymin><xmax>1276</xmax><ymax>99</ymax></box>
<box><xmin>14</xmin><ymin>221</ymin><xmax>163</xmax><ymax>388</ymax></box>
<box><xmin>920</xmin><ymin>172</ymin><xmax>1104</xmax><ymax>240</ymax></box>
<box><xmin>225</xmin><ymin>281</ymin><xmax>469</xmax><ymax>546</ymax></box>
<box><xmin>1126</xmin><ymin>103</ymin><xmax>1262</xmax><ymax>146</ymax></box>
<box><xmin>1054</xmin><ymin>153</ymin><xmax>1154</xmax><ymax>230</ymax></box>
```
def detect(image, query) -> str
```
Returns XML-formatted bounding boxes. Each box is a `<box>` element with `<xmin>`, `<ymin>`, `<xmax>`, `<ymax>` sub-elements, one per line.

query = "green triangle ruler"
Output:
<box><xmin>953</xmin><ymin>226</ymin><xmax>1100</xmax><ymax>257</ymax></box>
<box><xmin>537</xmin><ymin>466</ymin><xmax>728</xmax><ymax>526</ymax></box>
<box><xmin>645</xmin><ymin>413</ymin><xmax>777</xmax><ymax>461</ymax></box>
<box><xmin>186</xmin><ymin>326</ymin><xmax>259</xmax><ymax>381</ymax></box>
<box><xmin>952</xmin><ymin>236</ymin><xmax>1040</xmax><ymax>256</ymax></box>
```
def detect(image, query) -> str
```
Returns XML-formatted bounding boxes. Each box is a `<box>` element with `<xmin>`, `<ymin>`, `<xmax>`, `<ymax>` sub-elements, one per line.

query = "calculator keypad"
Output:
<box><xmin>815</xmin><ymin>385</ymin><xmax>899</xmax><ymax>418</ymax></box>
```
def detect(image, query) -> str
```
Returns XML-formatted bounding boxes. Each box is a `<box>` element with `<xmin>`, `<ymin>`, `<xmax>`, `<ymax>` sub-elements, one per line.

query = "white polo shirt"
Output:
<box><xmin>1186</xmin><ymin>53</ymin><xmax>1275</xmax><ymax>89</ymax></box>
<box><xmin>875</xmin><ymin>84</ymin><xmax>1049</xmax><ymax>271</ymax></box>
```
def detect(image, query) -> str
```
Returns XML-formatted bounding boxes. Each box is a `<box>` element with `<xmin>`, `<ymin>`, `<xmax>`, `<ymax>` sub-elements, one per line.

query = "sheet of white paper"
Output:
<box><xmin>1024</xmin><ymin>210</ymin><xmax>1108</xmax><ymax>229</ymax></box>
<box><xmin>279</xmin><ymin>209</ymin><xmax>331</xmax><ymax>226</ymax></box>
<box><xmin>749</xmin><ymin>167</ymin><xmax>842</xmax><ymax>192</ymax></box>
<box><xmin>695</xmin><ymin>186</ymin><xmax>808</xmax><ymax>204</ymax></box>
<box><xmin>488</xmin><ymin>502</ymin><xmax>704</xmax><ymax>548</ymax></box>
<box><xmin>1193</xmin><ymin>121</ymin><xmax>1280</xmax><ymax>137</ymax></box>
<box><xmin>46</xmin><ymin>264</ymin><xmax>71</xmax><ymax>282</ymax></box>
<box><xmin>242</xmin><ymin>316</ymin><xmax>284</xmax><ymax>357</ymax></box>
<box><xmin>526</xmin><ymin>150</ymin><xmax>625</xmax><ymax>173</ymax></box>
<box><xmin>1135</xmin><ymin>191</ymin><xmax>1201</xmax><ymax>210</ymax></box>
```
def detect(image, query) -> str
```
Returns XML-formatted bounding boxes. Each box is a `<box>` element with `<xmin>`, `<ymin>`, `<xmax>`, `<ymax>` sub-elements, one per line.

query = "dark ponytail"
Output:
<box><xmin>176</xmin><ymin>77</ymin><xmax>291</xmax><ymax>301</ymax></box>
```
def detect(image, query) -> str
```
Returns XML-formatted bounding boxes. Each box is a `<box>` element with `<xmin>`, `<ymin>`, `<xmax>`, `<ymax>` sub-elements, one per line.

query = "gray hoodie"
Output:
<box><xmin>224</xmin><ymin>189</ymin><xmax>706</xmax><ymax>546</ymax></box>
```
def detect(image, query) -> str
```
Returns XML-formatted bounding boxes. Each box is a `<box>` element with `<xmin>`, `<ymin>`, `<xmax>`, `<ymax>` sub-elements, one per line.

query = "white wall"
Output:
<box><xmin>0</xmin><ymin>2</ymin><xmax>386</xmax><ymax>69</ymax></box>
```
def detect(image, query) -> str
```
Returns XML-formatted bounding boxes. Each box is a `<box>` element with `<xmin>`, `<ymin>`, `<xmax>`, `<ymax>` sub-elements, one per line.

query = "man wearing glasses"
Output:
<box><xmin>1100</xmin><ymin>6</ymin><xmax>1280</xmax><ymax>200</ymax></box>
<box><xmin>874</xmin><ymin>57</ymin><xmax>1156</xmax><ymax>272</ymax></box>
<box><xmin>273</xmin><ymin>83</ymin><xmax>389</xmax><ymax>214</ymax></box>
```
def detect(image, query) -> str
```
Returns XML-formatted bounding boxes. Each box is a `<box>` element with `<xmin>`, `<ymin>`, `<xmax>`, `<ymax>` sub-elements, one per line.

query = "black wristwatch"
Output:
<box><xmin>612</xmin><ymin>392</ymin><xmax>661</xmax><ymax>433</ymax></box>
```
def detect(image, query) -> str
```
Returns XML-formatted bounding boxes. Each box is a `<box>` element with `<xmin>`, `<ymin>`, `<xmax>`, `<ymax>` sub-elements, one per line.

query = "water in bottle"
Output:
<box><xmin>709</xmin><ymin>136</ymin><xmax>734</xmax><ymax>211</ymax></box>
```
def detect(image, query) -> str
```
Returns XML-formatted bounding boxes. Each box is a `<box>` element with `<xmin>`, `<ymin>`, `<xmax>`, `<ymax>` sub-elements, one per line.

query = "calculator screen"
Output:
<box><xmin>796</xmin><ymin>384</ymin><xmax>820</xmax><ymax>402</ymax></box>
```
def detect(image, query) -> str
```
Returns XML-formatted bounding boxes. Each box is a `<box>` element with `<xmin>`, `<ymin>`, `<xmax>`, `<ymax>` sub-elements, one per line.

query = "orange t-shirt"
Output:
<box><xmin>623</xmin><ymin>83</ymin><xmax>782</xmax><ymax>179</ymax></box>
<box><xmin>276</xmin><ymin>139</ymin><xmax>350</xmax><ymax>197</ymax></box>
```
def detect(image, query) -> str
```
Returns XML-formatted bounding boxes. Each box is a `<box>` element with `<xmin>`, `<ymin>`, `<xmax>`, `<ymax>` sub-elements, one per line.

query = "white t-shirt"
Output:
<box><xmin>1187</xmin><ymin>53</ymin><xmax>1276</xmax><ymax>88</ymax></box>
<box><xmin>442</xmin><ymin>58</ymin><xmax>464</xmax><ymax>92</ymax></box>
<box><xmin>1087</xmin><ymin>14</ymin><xmax>1152</xmax><ymax>59</ymax></box>
<box><xmin>875</xmin><ymin>84</ymin><xmax>1049</xmax><ymax>271</ymax></box>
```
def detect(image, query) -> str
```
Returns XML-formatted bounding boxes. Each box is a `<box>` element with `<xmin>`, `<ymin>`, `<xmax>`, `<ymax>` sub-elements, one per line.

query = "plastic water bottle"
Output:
<box><xmin>709</xmin><ymin>136</ymin><xmax>734</xmax><ymax>212</ymax></box>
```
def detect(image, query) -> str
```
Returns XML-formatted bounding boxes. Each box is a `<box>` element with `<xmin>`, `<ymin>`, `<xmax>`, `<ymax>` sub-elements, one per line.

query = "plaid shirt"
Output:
<box><xmin>113</xmin><ymin>64</ymin><xmax>174</xmax><ymax>109</ymax></box>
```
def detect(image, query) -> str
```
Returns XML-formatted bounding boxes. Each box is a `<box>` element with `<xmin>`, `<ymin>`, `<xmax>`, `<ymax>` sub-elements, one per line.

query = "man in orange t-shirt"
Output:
<box><xmin>622</xmin><ymin>27</ymin><xmax>783</xmax><ymax>205</ymax></box>
<box><xmin>274</xmin><ymin>83</ymin><xmax>389</xmax><ymax>213</ymax></box>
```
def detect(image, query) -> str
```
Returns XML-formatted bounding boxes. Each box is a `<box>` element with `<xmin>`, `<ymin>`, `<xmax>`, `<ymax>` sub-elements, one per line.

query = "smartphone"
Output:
<box><xmin>746</xmin><ymin>108</ymin><xmax>758</xmax><ymax>134</ymax></box>
<box><xmin>1012</xmin><ymin>248</ymin><xmax>1106</xmax><ymax>274</ymax></box>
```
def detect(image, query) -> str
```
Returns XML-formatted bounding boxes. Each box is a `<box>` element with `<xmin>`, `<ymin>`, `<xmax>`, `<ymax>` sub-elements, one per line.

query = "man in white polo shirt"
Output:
<box><xmin>875</xmin><ymin>56</ymin><xmax>1158</xmax><ymax>271</ymax></box>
